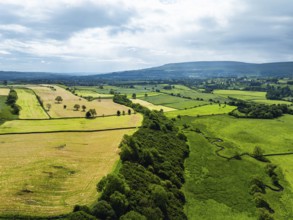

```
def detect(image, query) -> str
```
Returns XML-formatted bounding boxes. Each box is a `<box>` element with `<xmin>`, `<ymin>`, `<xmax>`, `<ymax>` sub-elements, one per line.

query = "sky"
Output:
<box><xmin>0</xmin><ymin>0</ymin><xmax>292</xmax><ymax>73</ymax></box>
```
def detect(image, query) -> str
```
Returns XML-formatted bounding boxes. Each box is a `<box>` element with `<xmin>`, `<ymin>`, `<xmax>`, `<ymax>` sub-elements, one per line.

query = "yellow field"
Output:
<box><xmin>131</xmin><ymin>99</ymin><xmax>176</xmax><ymax>112</ymax></box>
<box><xmin>0</xmin><ymin>88</ymin><xmax>10</xmax><ymax>96</ymax></box>
<box><xmin>0</xmin><ymin>129</ymin><xmax>137</xmax><ymax>216</ymax></box>
<box><xmin>0</xmin><ymin>114</ymin><xmax>142</xmax><ymax>134</ymax></box>
<box><xmin>15</xmin><ymin>88</ymin><xmax>49</xmax><ymax>119</ymax></box>
<box><xmin>75</xmin><ymin>90</ymin><xmax>113</xmax><ymax>98</ymax></box>
<box><xmin>27</xmin><ymin>85</ymin><xmax>130</xmax><ymax>118</ymax></box>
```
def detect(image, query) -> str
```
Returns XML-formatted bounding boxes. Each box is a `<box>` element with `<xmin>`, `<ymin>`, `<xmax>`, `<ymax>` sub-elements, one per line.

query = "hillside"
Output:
<box><xmin>0</xmin><ymin>61</ymin><xmax>292</xmax><ymax>81</ymax></box>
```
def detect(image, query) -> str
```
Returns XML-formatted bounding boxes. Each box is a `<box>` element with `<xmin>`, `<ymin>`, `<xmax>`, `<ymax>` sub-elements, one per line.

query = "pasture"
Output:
<box><xmin>0</xmin><ymin>129</ymin><xmax>137</xmax><ymax>216</ymax></box>
<box><xmin>177</xmin><ymin>115</ymin><xmax>293</xmax><ymax>220</ymax></box>
<box><xmin>27</xmin><ymin>85</ymin><xmax>130</xmax><ymax>118</ymax></box>
<box><xmin>15</xmin><ymin>88</ymin><xmax>49</xmax><ymax>119</ymax></box>
<box><xmin>165</xmin><ymin>104</ymin><xmax>236</xmax><ymax>118</ymax></box>
<box><xmin>130</xmin><ymin>99</ymin><xmax>176</xmax><ymax>112</ymax></box>
<box><xmin>74</xmin><ymin>89</ymin><xmax>113</xmax><ymax>98</ymax></box>
<box><xmin>214</xmin><ymin>89</ymin><xmax>292</xmax><ymax>105</ymax></box>
<box><xmin>0</xmin><ymin>114</ymin><xmax>142</xmax><ymax>134</ymax></box>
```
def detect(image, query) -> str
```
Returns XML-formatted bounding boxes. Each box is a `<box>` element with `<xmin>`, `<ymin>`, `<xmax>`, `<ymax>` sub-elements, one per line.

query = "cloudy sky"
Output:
<box><xmin>0</xmin><ymin>0</ymin><xmax>292</xmax><ymax>73</ymax></box>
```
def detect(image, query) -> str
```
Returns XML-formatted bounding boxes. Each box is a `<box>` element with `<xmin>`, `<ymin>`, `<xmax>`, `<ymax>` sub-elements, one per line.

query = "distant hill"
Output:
<box><xmin>89</xmin><ymin>61</ymin><xmax>293</xmax><ymax>80</ymax></box>
<box><xmin>0</xmin><ymin>61</ymin><xmax>292</xmax><ymax>81</ymax></box>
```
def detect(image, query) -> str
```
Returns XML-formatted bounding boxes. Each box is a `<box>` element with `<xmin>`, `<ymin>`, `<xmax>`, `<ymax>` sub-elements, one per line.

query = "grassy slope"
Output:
<box><xmin>0</xmin><ymin>96</ymin><xmax>18</xmax><ymax>120</ymax></box>
<box><xmin>15</xmin><ymin>88</ymin><xmax>49</xmax><ymax>119</ymax></box>
<box><xmin>130</xmin><ymin>98</ymin><xmax>176</xmax><ymax>112</ymax></box>
<box><xmin>0</xmin><ymin>129</ymin><xmax>137</xmax><ymax>216</ymax></box>
<box><xmin>27</xmin><ymin>85</ymin><xmax>130</xmax><ymax>118</ymax></box>
<box><xmin>0</xmin><ymin>114</ymin><xmax>142</xmax><ymax>134</ymax></box>
<box><xmin>165</xmin><ymin>104</ymin><xmax>236</xmax><ymax>118</ymax></box>
<box><xmin>179</xmin><ymin>115</ymin><xmax>293</xmax><ymax>220</ymax></box>
<box><xmin>214</xmin><ymin>89</ymin><xmax>292</xmax><ymax>105</ymax></box>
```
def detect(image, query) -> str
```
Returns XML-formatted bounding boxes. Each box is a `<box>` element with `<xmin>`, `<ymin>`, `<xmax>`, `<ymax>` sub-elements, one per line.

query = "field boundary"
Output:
<box><xmin>0</xmin><ymin>126</ymin><xmax>140</xmax><ymax>136</ymax></box>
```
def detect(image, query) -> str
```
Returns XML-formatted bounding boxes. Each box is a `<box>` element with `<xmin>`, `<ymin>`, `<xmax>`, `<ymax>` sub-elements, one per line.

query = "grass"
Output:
<box><xmin>214</xmin><ymin>89</ymin><xmax>292</xmax><ymax>105</ymax></box>
<box><xmin>75</xmin><ymin>89</ymin><xmax>113</xmax><ymax>98</ymax></box>
<box><xmin>177</xmin><ymin>115</ymin><xmax>293</xmax><ymax>220</ymax></box>
<box><xmin>0</xmin><ymin>96</ymin><xmax>18</xmax><ymax>120</ymax></box>
<box><xmin>0</xmin><ymin>129</ymin><xmax>137</xmax><ymax>216</ymax></box>
<box><xmin>189</xmin><ymin>114</ymin><xmax>293</xmax><ymax>156</ymax></box>
<box><xmin>130</xmin><ymin>99</ymin><xmax>176</xmax><ymax>112</ymax></box>
<box><xmin>0</xmin><ymin>114</ymin><xmax>142</xmax><ymax>134</ymax></box>
<box><xmin>27</xmin><ymin>85</ymin><xmax>131</xmax><ymax>118</ymax></box>
<box><xmin>165</xmin><ymin>104</ymin><xmax>236</xmax><ymax>118</ymax></box>
<box><xmin>15</xmin><ymin>88</ymin><xmax>49</xmax><ymax>119</ymax></box>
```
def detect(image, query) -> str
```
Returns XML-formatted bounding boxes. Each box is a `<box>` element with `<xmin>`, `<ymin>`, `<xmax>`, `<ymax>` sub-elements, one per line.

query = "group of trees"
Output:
<box><xmin>70</xmin><ymin>94</ymin><xmax>189</xmax><ymax>219</ymax></box>
<box><xmin>266</xmin><ymin>85</ymin><xmax>292</xmax><ymax>100</ymax></box>
<box><xmin>6</xmin><ymin>89</ymin><xmax>20</xmax><ymax>115</ymax></box>
<box><xmin>229</xmin><ymin>99</ymin><xmax>293</xmax><ymax>119</ymax></box>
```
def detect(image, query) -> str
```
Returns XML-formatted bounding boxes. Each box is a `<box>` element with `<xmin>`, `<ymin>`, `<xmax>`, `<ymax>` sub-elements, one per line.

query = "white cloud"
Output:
<box><xmin>0</xmin><ymin>0</ymin><xmax>292</xmax><ymax>72</ymax></box>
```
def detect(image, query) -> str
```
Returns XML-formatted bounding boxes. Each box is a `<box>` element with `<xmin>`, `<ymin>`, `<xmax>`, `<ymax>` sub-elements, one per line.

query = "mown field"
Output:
<box><xmin>141</xmin><ymin>94</ymin><xmax>209</xmax><ymax>109</ymax></box>
<box><xmin>15</xmin><ymin>88</ymin><xmax>49</xmax><ymax>119</ymax></box>
<box><xmin>0</xmin><ymin>88</ymin><xmax>10</xmax><ymax>96</ymax></box>
<box><xmin>0</xmin><ymin>114</ymin><xmax>142</xmax><ymax>134</ymax></box>
<box><xmin>165</xmin><ymin>104</ymin><xmax>236</xmax><ymax>118</ymax></box>
<box><xmin>0</xmin><ymin>129</ymin><xmax>137</xmax><ymax>216</ymax></box>
<box><xmin>26</xmin><ymin>85</ymin><xmax>130</xmax><ymax>118</ymax></box>
<box><xmin>130</xmin><ymin>99</ymin><xmax>176</xmax><ymax>112</ymax></box>
<box><xmin>177</xmin><ymin>114</ymin><xmax>293</xmax><ymax>220</ymax></box>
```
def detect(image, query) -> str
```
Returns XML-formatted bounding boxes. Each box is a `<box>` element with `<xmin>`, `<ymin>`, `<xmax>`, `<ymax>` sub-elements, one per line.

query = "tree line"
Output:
<box><xmin>69</xmin><ymin>94</ymin><xmax>190</xmax><ymax>220</ymax></box>
<box><xmin>6</xmin><ymin>89</ymin><xmax>20</xmax><ymax>115</ymax></box>
<box><xmin>228</xmin><ymin>99</ymin><xmax>293</xmax><ymax>119</ymax></box>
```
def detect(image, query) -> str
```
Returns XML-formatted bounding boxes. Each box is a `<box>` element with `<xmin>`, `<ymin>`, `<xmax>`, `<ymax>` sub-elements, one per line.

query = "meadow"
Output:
<box><xmin>177</xmin><ymin>115</ymin><xmax>293</xmax><ymax>220</ymax></box>
<box><xmin>165</xmin><ymin>104</ymin><xmax>236</xmax><ymax>118</ymax></box>
<box><xmin>0</xmin><ymin>88</ymin><xmax>10</xmax><ymax>96</ymax></box>
<box><xmin>0</xmin><ymin>129</ymin><xmax>137</xmax><ymax>216</ymax></box>
<box><xmin>214</xmin><ymin>89</ymin><xmax>292</xmax><ymax>105</ymax></box>
<box><xmin>74</xmin><ymin>89</ymin><xmax>113</xmax><ymax>98</ymax></box>
<box><xmin>26</xmin><ymin>85</ymin><xmax>130</xmax><ymax>118</ymax></box>
<box><xmin>15</xmin><ymin>88</ymin><xmax>49</xmax><ymax>119</ymax></box>
<box><xmin>0</xmin><ymin>114</ymin><xmax>142</xmax><ymax>134</ymax></box>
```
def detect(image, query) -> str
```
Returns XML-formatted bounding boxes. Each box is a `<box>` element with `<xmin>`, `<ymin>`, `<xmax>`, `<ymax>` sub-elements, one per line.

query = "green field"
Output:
<box><xmin>165</xmin><ymin>104</ymin><xmax>236</xmax><ymax>118</ymax></box>
<box><xmin>0</xmin><ymin>129</ymin><xmax>137</xmax><ymax>216</ymax></box>
<box><xmin>177</xmin><ymin>115</ymin><xmax>293</xmax><ymax>220</ymax></box>
<box><xmin>214</xmin><ymin>89</ymin><xmax>292</xmax><ymax>105</ymax></box>
<box><xmin>75</xmin><ymin>89</ymin><xmax>113</xmax><ymax>98</ymax></box>
<box><xmin>0</xmin><ymin>96</ymin><xmax>18</xmax><ymax>120</ymax></box>
<box><xmin>0</xmin><ymin>114</ymin><xmax>142</xmax><ymax>134</ymax></box>
<box><xmin>15</xmin><ymin>88</ymin><xmax>49</xmax><ymax>119</ymax></box>
<box><xmin>189</xmin><ymin>114</ymin><xmax>293</xmax><ymax>155</ymax></box>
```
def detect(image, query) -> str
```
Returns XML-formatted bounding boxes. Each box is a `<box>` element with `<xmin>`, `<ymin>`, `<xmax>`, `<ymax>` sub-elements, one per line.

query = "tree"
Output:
<box><xmin>74</xmin><ymin>104</ymin><xmax>80</xmax><ymax>111</ymax></box>
<box><xmin>92</xmin><ymin>200</ymin><xmax>116</xmax><ymax>219</ymax></box>
<box><xmin>46</xmin><ymin>103</ymin><xmax>51</xmax><ymax>111</ymax></box>
<box><xmin>132</xmin><ymin>93</ymin><xmax>136</xmax><ymax>99</ymax></box>
<box><xmin>109</xmin><ymin>191</ymin><xmax>129</xmax><ymax>217</ymax></box>
<box><xmin>122</xmin><ymin>110</ymin><xmax>125</xmax><ymax>115</ymax></box>
<box><xmin>82</xmin><ymin>105</ymin><xmax>86</xmax><ymax>112</ymax></box>
<box><xmin>128</xmin><ymin>109</ymin><xmax>131</xmax><ymax>115</ymax></box>
<box><xmin>117</xmin><ymin>110</ymin><xmax>121</xmax><ymax>116</ymax></box>
<box><xmin>63</xmin><ymin>105</ymin><xmax>67</xmax><ymax>109</ymax></box>
<box><xmin>55</xmin><ymin>96</ymin><xmax>63</xmax><ymax>103</ymax></box>
<box><xmin>144</xmin><ymin>93</ymin><xmax>148</xmax><ymax>97</ymax></box>
<box><xmin>3</xmin><ymin>80</ymin><xmax>7</xmax><ymax>86</ymax></box>
<box><xmin>120</xmin><ymin>211</ymin><xmax>147</xmax><ymax>220</ymax></box>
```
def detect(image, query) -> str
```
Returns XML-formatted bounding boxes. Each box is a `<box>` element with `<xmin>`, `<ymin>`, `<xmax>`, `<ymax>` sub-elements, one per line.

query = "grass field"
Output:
<box><xmin>27</xmin><ymin>85</ymin><xmax>130</xmax><ymax>118</ymax></box>
<box><xmin>0</xmin><ymin>114</ymin><xmax>142</xmax><ymax>134</ymax></box>
<box><xmin>177</xmin><ymin>115</ymin><xmax>293</xmax><ymax>220</ymax></box>
<box><xmin>214</xmin><ymin>89</ymin><xmax>292</xmax><ymax>105</ymax></box>
<box><xmin>74</xmin><ymin>89</ymin><xmax>113</xmax><ymax>98</ymax></box>
<box><xmin>0</xmin><ymin>96</ymin><xmax>18</xmax><ymax>120</ymax></box>
<box><xmin>130</xmin><ymin>99</ymin><xmax>176</xmax><ymax>112</ymax></box>
<box><xmin>15</xmin><ymin>88</ymin><xmax>49</xmax><ymax>119</ymax></box>
<box><xmin>165</xmin><ymin>104</ymin><xmax>236</xmax><ymax>118</ymax></box>
<box><xmin>0</xmin><ymin>129</ymin><xmax>137</xmax><ymax>216</ymax></box>
<box><xmin>0</xmin><ymin>88</ymin><xmax>10</xmax><ymax>96</ymax></box>
<box><xmin>189</xmin><ymin>114</ymin><xmax>293</xmax><ymax>156</ymax></box>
